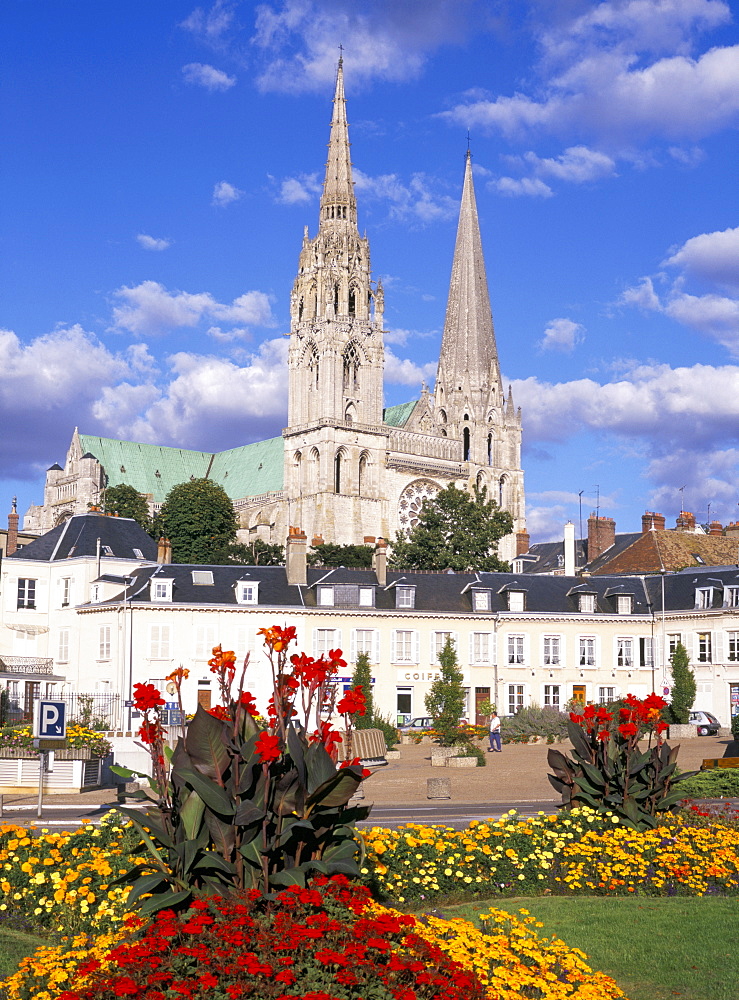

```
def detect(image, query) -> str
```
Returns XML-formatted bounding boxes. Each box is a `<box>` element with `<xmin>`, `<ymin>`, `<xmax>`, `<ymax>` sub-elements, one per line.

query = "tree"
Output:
<box><xmin>668</xmin><ymin>642</ymin><xmax>696</xmax><ymax>724</ymax></box>
<box><xmin>98</xmin><ymin>483</ymin><xmax>152</xmax><ymax>533</ymax></box>
<box><xmin>217</xmin><ymin>539</ymin><xmax>285</xmax><ymax>566</ymax></box>
<box><xmin>351</xmin><ymin>652</ymin><xmax>374</xmax><ymax>729</ymax></box>
<box><xmin>425</xmin><ymin>637</ymin><xmax>466</xmax><ymax>746</ymax></box>
<box><xmin>308</xmin><ymin>543</ymin><xmax>373</xmax><ymax>568</ymax></box>
<box><xmin>389</xmin><ymin>483</ymin><xmax>513</xmax><ymax>572</ymax></box>
<box><xmin>158</xmin><ymin>479</ymin><xmax>238</xmax><ymax>564</ymax></box>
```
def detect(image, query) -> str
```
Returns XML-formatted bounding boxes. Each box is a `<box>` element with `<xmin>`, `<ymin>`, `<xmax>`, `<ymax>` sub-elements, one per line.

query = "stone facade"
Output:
<box><xmin>24</xmin><ymin>60</ymin><xmax>526</xmax><ymax>563</ymax></box>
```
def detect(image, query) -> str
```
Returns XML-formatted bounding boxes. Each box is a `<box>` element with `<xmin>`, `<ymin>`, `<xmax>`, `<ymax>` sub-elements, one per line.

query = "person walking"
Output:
<box><xmin>488</xmin><ymin>711</ymin><xmax>502</xmax><ymax>752</ymax></box>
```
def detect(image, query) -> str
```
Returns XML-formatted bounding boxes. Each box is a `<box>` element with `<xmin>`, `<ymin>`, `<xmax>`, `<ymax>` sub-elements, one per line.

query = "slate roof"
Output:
<box><xmin>7</xmin><ymin>512</ymin><xmax>158</xmax><ymax>562</ymax></box>
<box><xmin>644</xmin><ymin>564</ymin><xmax>739</xmax><ymax>612</ymax></box>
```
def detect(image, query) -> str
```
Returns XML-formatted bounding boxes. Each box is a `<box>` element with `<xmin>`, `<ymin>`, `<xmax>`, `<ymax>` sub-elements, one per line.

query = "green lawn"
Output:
<box><xmin>0</xmin><ymin>926</ymin><xmax>47</xmax><ymax>979</ymax></box>
<box><xmin>446</xmin><ymin>896</ymin><xmax>738</xmax><ymax>1000</ymax></box>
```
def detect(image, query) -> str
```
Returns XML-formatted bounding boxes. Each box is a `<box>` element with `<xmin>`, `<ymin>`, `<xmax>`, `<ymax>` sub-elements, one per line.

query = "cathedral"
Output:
<box><xmin>24</xmin><ymin>60</ymin><xmax>527</xmax><ymax>564</ymax></box>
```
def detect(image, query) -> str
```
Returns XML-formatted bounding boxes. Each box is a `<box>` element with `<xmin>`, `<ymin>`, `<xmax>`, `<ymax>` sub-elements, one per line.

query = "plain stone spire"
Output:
<box><xmin>318</xmin><ymin>57</ymin><xmax>357</xmax><ymax>231</ymax></box>
<box><xmin>437</xmin><ymin>150</ymin><xmax>502</xmax><ymax>395</ymax></box>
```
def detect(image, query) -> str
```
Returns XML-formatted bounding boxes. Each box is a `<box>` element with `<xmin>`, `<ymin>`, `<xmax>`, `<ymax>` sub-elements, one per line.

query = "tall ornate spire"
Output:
<box><xmin>319</xmin><ymin>57</ymin><xmax>357</xmax><ymax>230</ymax></box>
<box><xmin>436</xmin><ymin>151</ymin><xmax>501</xmax><ymax>394</ymax></box>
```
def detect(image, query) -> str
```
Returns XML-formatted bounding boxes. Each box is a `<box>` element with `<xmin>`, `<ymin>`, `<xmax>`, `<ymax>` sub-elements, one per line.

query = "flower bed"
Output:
<box><xmin>0</xmin><ymin>726</ymin><xmax>112</xmax><ymax>758</ymax></box>
<box><xmin>1</xmin><ymin>878</ymin><xmax>626</xmax><ymax>1000</ymax></box>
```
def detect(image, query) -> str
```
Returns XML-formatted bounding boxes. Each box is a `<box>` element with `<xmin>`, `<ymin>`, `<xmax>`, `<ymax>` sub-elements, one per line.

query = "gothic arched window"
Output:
<box><xmin>463</xmin><ymin>427</ymin><xmax>470</xmax><ymax>461</ymax></box>
<box><xmin>359</xmin><ymin>453</ymin><xmax>368</xmax><ymax>496</ymax></box>
<box><xmin>343</xmin><ymin>343</ymin><xmax>360</xmax><ymax>393</ymax></box>
<box><xmin>334</xmin><ymin>452</ymin><xmax>342</xmax><ymax>494</ymax></box>
<box><xmin>487</xmin><ymin>433</ymin><xmax>493</xmax><ymax>466</ymax></box>
<box><xmin>348</xmin><ymin>286</ymin><xmax>357</xmax><ymax>317</ymax></box>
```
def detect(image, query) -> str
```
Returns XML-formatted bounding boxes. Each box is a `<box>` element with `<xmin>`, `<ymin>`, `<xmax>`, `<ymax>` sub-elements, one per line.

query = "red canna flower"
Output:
<box><xmin>336</xmin><ymin>686</ymin><xmax>367</xmax><ymax>717</ymax></box>
<box><xmin>133</xmin><ymin>682</ymin><xmax>165</xmax><ymax>712</ymax></box>
<box><xmin>618</xmin><ymin>722</ymin><xmax>639</xmax><ymax>737</ymax></box>
<box><xmin>238</xmin><ymin>691</ymin><xmax>259</xmax><ymax>716</ymax></box>
<box><xmin>255</xmin><ymin>731</ymin><xmax>281</xmax><ymax>764</ymax></box>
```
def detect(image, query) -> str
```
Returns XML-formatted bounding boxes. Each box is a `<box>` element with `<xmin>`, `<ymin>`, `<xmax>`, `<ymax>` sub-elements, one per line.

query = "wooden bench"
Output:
<box><xmin>701</xmin><ymin>757</ymin><xmax>739</xmax><ymax>770</ymax></box>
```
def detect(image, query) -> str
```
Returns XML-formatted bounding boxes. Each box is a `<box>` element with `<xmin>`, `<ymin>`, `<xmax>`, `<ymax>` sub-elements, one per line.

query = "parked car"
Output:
<box><xmin>398</xmin><ymin>716</ymin><xmax>433</xmax><ymax>732</ymax></box>
<box><xmin>689</xmin><ymin>710</ymin><xmax>720</xmax><ymax>736</ymax></box>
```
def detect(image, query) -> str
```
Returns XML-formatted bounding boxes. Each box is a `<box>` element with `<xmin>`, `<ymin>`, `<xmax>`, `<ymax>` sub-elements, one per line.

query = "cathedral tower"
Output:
<box><xmin>283</xmin><ymin>59</ymin><xmax>388</xmax><ymax>542</ymax></box>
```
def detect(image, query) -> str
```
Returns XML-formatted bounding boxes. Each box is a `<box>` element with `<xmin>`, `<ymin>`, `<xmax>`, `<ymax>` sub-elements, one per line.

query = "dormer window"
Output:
<box><xmin>616</xmin><ymin>595</ymin><xmax>633</xmax><ymax>615</ymax></box>
<box><xmin>695</xmin><ymin>587</ymin><xmax>713</xmax><ymax>610</ymax></box>
<box><xmin>395</xmin><ymin>585</ymin><xmax>415</xmax><ymax>609</ymax></box>
<box><xmin>236</xmin><ymin>582</ymin><xmax>258</xmax><ymax>605</ymax></box>
<box><xmin>90</xmin><ymin>583</ymin><xmax>101</xmax><ymax>604</ymax></box>
<box><xmin>102</xmin><ymin>545</ymin><xmax>114</xmax><ymax>556</ymax></box>
<box><xmin>725</xmin><ymin>586</ymin><xmax>739</xmax><ymax>608</ymax></box>
<box><xmin>318</xmin><ymin>584</ymin><xmax>375</xmax><ymax>608</ymax></box>
<box><xmin>318</xmin><ymin>585</ymin><xmax>334</xmax><ymax>606</ymax></box>
<box><xmin>472</xmin><ymin>589</ymin><xmax>492</xmax><ymax>612</ymax></box>
<box><xmin>192</xmin><ymin>571</ymin><xmax>214</xmax><ymax>586</ymax></box>
<box><xmin>579</xmin><ymin>593</ymin><xmax>596</xmax><ymax>614</ymax></box>
<box><xmin>151</xmin><ymin>578</ymin><xmax>173</xmax><ymax>602</ymax></box>
<box><xmin>507</xmin><ymin>590</ymin><xmax>525</xmax><ymax>612</ymax></box>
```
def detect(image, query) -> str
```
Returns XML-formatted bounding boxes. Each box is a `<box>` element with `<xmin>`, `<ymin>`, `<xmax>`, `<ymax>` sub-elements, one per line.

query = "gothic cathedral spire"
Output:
<box><xmin>318</xmin><ymin>57</ymin><xmax>357</xmax><ymax>231</ymax></box>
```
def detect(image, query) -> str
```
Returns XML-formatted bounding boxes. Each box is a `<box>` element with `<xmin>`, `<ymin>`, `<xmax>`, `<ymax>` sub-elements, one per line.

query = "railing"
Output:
<box><xmin>0</xmin><ymin>656</ymin><xmax>54</xmax><ymax>676</ymax></box>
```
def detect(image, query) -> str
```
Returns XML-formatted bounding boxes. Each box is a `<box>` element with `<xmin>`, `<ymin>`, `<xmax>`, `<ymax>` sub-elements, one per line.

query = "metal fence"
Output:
<box><xmin>2</xmin><ymin>689</ymin><xmax>122</xmax><ymax>730</ymax></box>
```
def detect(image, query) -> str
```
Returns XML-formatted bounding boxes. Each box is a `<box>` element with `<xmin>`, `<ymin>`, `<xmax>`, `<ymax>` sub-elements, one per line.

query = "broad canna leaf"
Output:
<box><xmin>547</xmin><ymin>774</ymin><xmax>571</xmax><ymax>798</ymax></box>
<box><xmin>234</xmin><ymin>799</ymin><xmax>266</xmax><ymax>826</ymax></box>
<box><xmin>205</xmin><ymin>809</ymin><xmax>236</xmax><ymax>857</ymax></box>
<box><xmin>287</xmin><ymin>723</ymin><xmax>307</xmax><ymax>787</ymax></box>
<box><xmin>273</xmin><ymin>770</ymin><xmax>302</xmax><ymax>816</ymax></box>
<box><xmin>306</xmin><ymin>768</ymin><xmax>361</xmax><ymax>810</ymax></box>
<box><xmin>180</xmin><ymin>789</ymin><xmax>206</xmax><ymax>840</ymax></box>
<box><xmin>178</xmin><ymin>766</ymin><xmax>235</xmax><ymax>817</ymax></box>
<box><xmin>269</xmin><ymin>868</ymin><xmax>306</xmax><ymax>888</ymax></box>
<box><xmin>138</xmin><ymin>888</ymin><xmax>193</xmax><ymax>917</ymax></box>
<box><xmin>185</xmin><ymin>705</ymin><xmax>230</xmax><ymax>781</ymax></box>
<box><xmin>567</xmin><ymin>721</ymin><xmax>593</xmax><ymax>760</ymax></box>
<box><xmin>305</xmin><ymin>740</ymin><xmax>338</xmax><ymax>795</ymax></box>
<box><xmin>580</xmin><ymin>760</ymin><xmax>606</xmax><ymax>788</ymax></box>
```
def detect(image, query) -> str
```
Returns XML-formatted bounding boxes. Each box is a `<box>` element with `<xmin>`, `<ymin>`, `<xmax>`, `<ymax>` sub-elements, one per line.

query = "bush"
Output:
<box><xmin>678</xmin><ymin>768</ymin><xmax>739</xmax><ymax>798</ymax></box>
<box><xmin>731</xmin><ymin>714</ymin><xmax>739</xmax><ymax>739</ymax></box>
<box><xmin>501</xmin><ymin>705</ymin><xmax>569</xmax><ymax>743</ymax></box>
<box><xmin>371</xmin><ymin>711</ymin><xmax>400</xmax><ymax>751</ymax></box>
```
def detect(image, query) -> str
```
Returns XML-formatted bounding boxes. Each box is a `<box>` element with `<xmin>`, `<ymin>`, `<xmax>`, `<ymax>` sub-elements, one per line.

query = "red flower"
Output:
<box><xmin>239</xmin><ymin>691</ymin><xmax>259</xmax><ymax>716</ymax></box>
<box><xmin>336</xmin><ymin>686</ymin><xmax>367</xmax><ymax>717</ymax></box>
<box><xmin>340</xmin><ymin>757</ymin><xmax>372</xmax><ymax>778</ymax></box>
<box><xmin>258</xmin><ymin>625</ymin><xmax>297</xmax><ymax>652</ymax></box>
<box><xmin>618</xmin><ymin>722</ymin><xmax>639</xmax><ymax>737</ymax></box>
<box><xmin>255</xmin><ymin>731</ymin><xmax>281</xmax><ymax>764</ymax></box>
<box><xmin>596</xmin><ymin>728</ymin><xmax>610</xmax><ymax>742</ymax></box>
<box><xmin>133</xmin><ymin>682</ymin><xmax>165</xmax><ymax>712</ymax></box>
<box><xmin>138</xmin><ymin>720</ymin><xmax>163</xmax><ymax>745</ymax></box>
<box><xmin>206</xmin><ymin>705</ymin><xmax>231</xmax><ymax>721</ymax></box>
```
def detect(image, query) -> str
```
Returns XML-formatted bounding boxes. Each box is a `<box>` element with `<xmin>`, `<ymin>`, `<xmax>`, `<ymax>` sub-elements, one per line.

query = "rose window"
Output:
<box><xmin>397</xmin><ymin>480</ymin><xmax>440</xmax><ymax>529</ymax></box>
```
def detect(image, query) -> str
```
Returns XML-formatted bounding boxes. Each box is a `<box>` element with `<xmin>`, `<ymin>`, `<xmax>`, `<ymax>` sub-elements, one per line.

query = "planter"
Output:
<box><xmin>430</xmin><ymin>746</ymin><xmax>458</xmax><ymax>758</ymax></box>
<box><xmin>668</xmin><ymin>724</ymin><xmax>696</xmax><ymax>740</ymax></box>
<box><xmin>385</xmin><ymin>750</ymin><xmax>401</xmax><ymax>760</ymax></box>
<box><xmin>0</xmin><ymin>747</ymin><xmax>94</xmax><ymax>760</ymax></box>
<box><xmin>0</xmin><ymin>755</ymin><xmax>104</xmax><ymax>793</ymax></box>
<box><xmin>446</xmin><ymin>756</ymin><xmax>477</xmax><ymax>768</ymax></box>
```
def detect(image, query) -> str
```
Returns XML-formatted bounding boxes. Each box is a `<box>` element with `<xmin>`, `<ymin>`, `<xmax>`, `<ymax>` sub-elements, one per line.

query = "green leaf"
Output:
<box><xmin>110</xmin><ymin>764</ymin><xmax>145</xmax><ymax>780</ymax></box>
<box><xmin>178</xmin><ymin>766</ymin><xmax>235</xmax><ymax>816</ymax></box>
<box><xmin>185</xmin><ymin>705</ymin><xmax>230</xmax><ymax>781</ymax></box>
<box><xmin>192</xmin><ymin>851</ymin><xmax>237</xmax><ymax>877</ymax></box>
<box><xmin>580</xmin><ymin>760</ymin><xmax>606</xmax><ymax>788</ymax></box>
<box><xmin>114</xmin><ymin>806</ymin><xmax>175</xmax><ymax>851</ymax></box>
<box><xmin>567</xmin><ymin>721</ymin><xmax>593</xmax><ymax>760</ymax></box>
<box><xmin>547</xmin><ymin>774</ymin><xmax>571</xmax><ymax>798</ymax></box>
<box><xmin>125</xmin><ymin>872</ymin><xmax>172</xmax><ymax>906</ymax></box>
<box><xmin>138</xmin><ymin>888</ymin><xmax>193</xmax><ymax>916</ymax></box>
<box><xmin>204</xmin><ymin>809</ymin><xmax>236</xmax><ymax>856</ymax></box>
<box><xmin>547</xmin><ymin>748</ymin><xmax>573</xmax><ymax>774</ymax></box>
<box><xmin>273</xmin><ymin>770</ymin><xmax>302</xmax><ymax>817</ymax></box>
<box><xmin>305</xmin><ymin>741</ymin><xmax>338</xmax><ymax>795</ymax></box>
<box><xmin>306</xmin><ymin>768</ymin><xmax>361</xmax><ymax>811</ymax></box>
<box><xmin>180</xmin><ymin>789</ymin><xmax>206</xmax><ymax>840</ymax></box>
<box><xmin>269</xmin><ymin>869</ymin><xmax>306</xmax><ymax>888</ymax></box>
<box><xmin>239</xmin><ymin>839</ymin><xmax>264</xmax><ymax>869</ymax></box>
<box><xmin>573</xmin><ymin>774</ymin><xmax>601</xmax><ymax>797</ymax></box>
<box><xmin>234</xmin><ymin>799</ymin><xmax>266</xmax><ymax>826</ymax></box>
<box><xmin>287</xmin><ymin>724</ymin><xmax>307</xmax><ymax>787</ymax></box>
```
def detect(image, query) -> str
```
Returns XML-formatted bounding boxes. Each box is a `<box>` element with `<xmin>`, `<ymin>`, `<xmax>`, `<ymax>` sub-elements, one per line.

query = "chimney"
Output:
<box><xmin>587</xmin><ymin>513</ymin><xmax>616</xmax><ymax>561</ymax></box>
<box><xmin>372</xmin><ymin>537</ymin><xmax>387</xmax><ymax>587</ymax></box>
<box><xmin>642</xmin><ymin>511</ymin><xmax>665</xmax><ymax>533</ymax></box>
<box><xmin>516</xmin><ymin>530</ymin><xmax>530</xmax><ymax>556</ymax></box>
<box><xmin>157</xmin><ymin>537</ymin><xmax>172</xmax><ymax>564</ymax></box>
<box><xmin>311</xmin><ymin>534</ymin><xmax>324</xmax><ymax>547</ymax></box>
<box><xmin>7</xmin><ymin>496</ymin><xmax>19</xmax><ymax>556</ymax></box>
<box><xmin>725</xmin><ymin>521</ymin><xmax>739</xmax><ymax>539</ymax></box>
<box><xmin>286</xmin><ymin>526</ymin><xmax>307</xmax><ymax>586</ymax></box>
<box><xmin>709</xmin><ymin>520</ymin><xmax>723</xmax><ymax>536</ymax></box>
<box><xmin>564</xmin><ymin>522</ymin><xmax>575</xmax><ymax>576</ymax></box>
<box><xmin>676</xmin><ymin>511</ymin><xmax>696</xmax><ymax>532</ymax></box>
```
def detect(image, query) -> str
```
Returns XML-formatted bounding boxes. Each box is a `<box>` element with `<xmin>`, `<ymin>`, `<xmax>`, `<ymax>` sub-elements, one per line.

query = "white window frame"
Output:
<box><xmin>543</xmin><ymin>635</ymin><xmax>561</xmax><ymax>667</ymax></box>
<box><xmin>393</xmin><ymin>629</ymin><xmax>418</xmax><ymax>663</ymax></box>
<box><xmin>543</xmin><ymin>684</ymin><xmax>560</xmax><ymax>708</ymax></box>
<box><xmin>616</xmin><ymin>637</ymin><xmax>633</xmax><ymax>668</ymax></box>
<box><xmin>396</xmin><ymin>686</ymin><xmax>413</xmax><ymax>723</ymax></box>
<box><xmin>317</xmin><ymin>586</ymin><xmax>334</xmax><ymax>606</ymax></box>
<box><xmin>352</xmin><ymin>628</ymin><xmax>379</xmax><ymax>664</ymax></box>
<box><xmin>58</xmin><ymin>629</ymin><xmax>69</xmax><ymax>663</ymax></box>
<box><xmin>507</xmin><ymin>634</ymin><xmax>526</xmax><ymax>666</ymax></box>
<box><xmin>358</xmin><ymin>587</ymin><xmax>374</xmax><ymax>607</ymax></box>
<box><xmin>507</xmin><ymin>683</ymin><xmax>525</xmax><ymax>716</ymax></box>
<box><xmin>432</xmin><ymin>631</ymin><xmax>457</xmax><ymax>663</ymax></box>
<box><xmin>150</xmin><ymin>579</ymin><xmax>173</xmax><ymax>602</ymax></box>
<box><xmin>697</xmin><ymin>632</ymin><xmax>712</xmax><ymax>663</ymax></box>
<box><xmin>508</xmin><ymin>590</ymin><xmax>525</xmax><ymax>612</ymax></box>
<box><xmin>195</xmin><ymin>626</ymin><xmax>217</xmax><ymax>660</ymax></box>
<box><xmin>639</xmin><ymin>637</ymin><xmax>655</xmax><ymax>668</ymax></box>
<box><xmin>470</xmin><ymin>632</ymin><xmax>492</xmax><ymax>665</ymax></box>
<box><xmin>192</xmin><ymin>571</ymin><xmax>215</xmax><ymax>586</ymax></box>
<box><xmin>17</xmin><ymin>578</ymin><xmax>36</xmax><ymax>610</ymax></box>
<box><xmin>61</xmin><ymin>577</ymin><xmax>71</xmax><ymax>607</ymax></box>
<box><xmin>727</xmin><ymin>631</ymin><xmax>739</xmax><ymax>663</ymax></box>
<box><xmin>599</xmin><ymin>686</ymin><xmax>616</xmax><ymax>704</ymax></box>
<box><xmin>667</xmin><ymin>634</ymin><xmax>682</xmax><ymax>657</ymax></box>
<box><xmin>472</xmin><ymin>589</ymin><xmax>491</xmax><ymax>612</ymax></box>
<box><xmin>579</xmin><ymin>593</ymin><xmax>596</xmax><ymax>614</ymax></box>
<box><xmin>150</xmin><ymin>624</ymin><xmax>171</xmax><ymax>659</ymax></box>
<box><xmin>696</xmin><ymin>587</ymin><xmax>713</xmax><ymax>610</ymax></box>
<box><xmin>98</xmin><ymin>625</ymin><xmax>111</xmax><ymax>661</ymax></box>
<box><xmin>579</xmin><ymin>636</ymin><xmax>596</xmax><ymax>668</ymax></box>
<box><xmin>90</xmin><ymin>583</ymin><xmax>101</xmax><ymax>604</ymax></box>
<box><xmin>725</xmin><ymin>587</ymin><xmax>739</xmax><ymax>609</ymax></box>
<box><xmin>616</xmin><ymin>594</ymin><xmax>633</xmax><ymax>615</ymax></box>
<box><xmin>314</xmin><ymin>628</ymin><xmax>341</xmax><ymax>658</ymax></box>
<box><xmin>395</xmin><ymin>585</ymin><xmax>416</xmax><ymax>609</ymax></box>
<box><xmin>236</xmin><ymin>582</ymin><xmax>259</xmax><ymax>605</ymax></box>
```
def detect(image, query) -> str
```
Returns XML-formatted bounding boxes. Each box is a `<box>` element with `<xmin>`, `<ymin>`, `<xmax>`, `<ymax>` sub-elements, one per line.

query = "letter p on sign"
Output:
<box><xmin>34</xmin><ymin>701</ymin><xmax>67</xmax><ymax>738</ymax></box>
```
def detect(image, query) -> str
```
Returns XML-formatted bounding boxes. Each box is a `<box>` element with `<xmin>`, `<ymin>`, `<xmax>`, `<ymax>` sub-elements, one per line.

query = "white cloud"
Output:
<box><xmin>523</xmin><ymin>146</ymin><xmax>617</xmax><ymax>183</ymax></box>
<box><xmin>182</xmin><ymin>62</ymin><xmax>236</xmax><ymax>91</ymax></box>
<box><xmin>619</xmin><ymin>275</ymin><xmax>662</xmax><ymax>311</ymax></box>
<box><xmin>212</xmin><ymin>180</ymin><xmax>243</xmax><ymax>206</ymax></box>
<box><xmin>136</xmin><ymin>233</ymin><xmax>172</xmax><ymax>251</ymax></box>
<box><xmin>384</xmin><ymin>348</ymin><xmax>437</xmax><ymax>386</ymax></box>
<box><xmin>251</xmin><ymin>0</ymin><xmax>472</xmax><ymax>93</ymax></box>
<box><xmin>353</xmin><ymin>169</ymin><xmax>457</xmax><ymax>222</ymax></box>
<box><xmin>495</xmin><ymin>176</ymin><xmax>553</xmax><ymax>198</ymax></box>
<box><xmin>180</xmin><ymin>1</ymin><xmax>236</xmax><ymax>44</ymax></box>
<box><xmin>110</xmin><ymin>281</ymin><xmax>274</xmax><ymax>337</ymax></box>
<box><xmin>663</xmin><ymin>226</ymin><xmax>739</xmax><ymax>291</ymax></box>
<box><xmin>663</xmin><ymin>291</ymin><xmax>739</xmax><ymax>350</ymax></box>
<box><xmin>538</xmin><ymin>318</ymin><xmax>585</xmax><ymax>352</ymax></box>
<box><xmin>206</xmin><ymin>326</ymin><xmax>251</xmax><ymax>343</ymax></box>
<box><xmin>275</xmin><ymin>172</ymin><xmax>321</xmax><ymax>205</ymax></box>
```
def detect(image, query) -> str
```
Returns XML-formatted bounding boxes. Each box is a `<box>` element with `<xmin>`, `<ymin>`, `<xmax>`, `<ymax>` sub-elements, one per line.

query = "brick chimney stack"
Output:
<box><xmin>708</xmin><ymin>520</ymin><xmax>723</xmax><ymax>536</ymax></box>
<box><xmin>156</xmin><ymin>537</ymin><xmax>172</xmax><ymax>564</ymax></box>
<box><xmin>7</xmin><ymin>496</ymin><xmax>19</xmax><ymax>556</ymax></box>
<box><xmin>725</xmin><ymin>522</ymin><xmax>739</xmax><ymax>539</ymax></box>
<box><xmin>587</xmin><ymin>513</ymin><xmax>616</xmax><ymax>561</ymax></box>
<box><xmin>642</xmin><ymin>511</ymin><xmax>666</xmax><ymax>533</ymax></box>
<box><xmin>516</xmin><ymin>530</ymin><xmax>531</xmax><ymax>556</ymax></box>
<box><xmin>372</xmin><ymin>537</ymin><xmax>388</xmax><ymax>587</ymax></box>
<box><xmin>286</xmin><ymin>527</ymin><xmax>307</xmax><ymax>587</ymax></box>
<box><xmin>676</xmin><ymin>511</ymin><xmax>696</xmax><ymax>532</ymax></box>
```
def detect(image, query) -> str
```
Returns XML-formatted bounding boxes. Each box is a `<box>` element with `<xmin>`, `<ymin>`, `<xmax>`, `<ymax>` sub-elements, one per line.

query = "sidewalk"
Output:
<box><xmin>0</xmin><ymin>734</ymin><xmax>729</xmax><ymax>813</ymax></box>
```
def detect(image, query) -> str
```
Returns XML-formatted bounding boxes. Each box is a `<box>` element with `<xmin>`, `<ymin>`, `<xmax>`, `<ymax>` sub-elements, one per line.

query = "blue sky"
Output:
<box><xmin>2</xmin><ymin>0</ymin><xmax>739</xmax><ymax>543</ymax></box>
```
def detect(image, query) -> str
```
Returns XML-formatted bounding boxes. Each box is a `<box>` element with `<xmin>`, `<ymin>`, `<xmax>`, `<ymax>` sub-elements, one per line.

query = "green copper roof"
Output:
<box><xmin>209</xmin><ymin>437</ymin><xmax>284</xmax><ymax>498</ymax></box>
<box><xmin>78</xmin><ymin>433</ymin><xmax>284</xmax><ymax>503</ymax></box>
<box><xmin>383</xmin><ymin>400</ymin><xmax>417</xmax><ymax>427</ymax></box>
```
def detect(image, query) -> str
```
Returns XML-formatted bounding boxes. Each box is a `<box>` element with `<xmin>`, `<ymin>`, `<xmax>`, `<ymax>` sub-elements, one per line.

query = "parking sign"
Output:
<box><xmin>34</xmin><ymin>701</ymin><xmax>67</xmax><ymax>738</ymax></box>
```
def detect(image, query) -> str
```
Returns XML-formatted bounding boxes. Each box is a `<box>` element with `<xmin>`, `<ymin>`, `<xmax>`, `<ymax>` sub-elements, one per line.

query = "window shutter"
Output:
<box><xmin>682</xmin><ymin>633</ymin><xmax>694</xmax><ymax>662</ymax></box>
<box><xmin>469</xmin><ymin>632</ymin><xmax>475</xmax><ymax>664</ymax></box>
<box><xmin>373</xmin><ymin>630</ymin><xmax>380</xmax><ymax>665</ymax></box>
<box><xmin>714</xmin><ymin>630</ymin><xmax>723</xmax><ymax>662</ymax></box>
<box><xmin>312</xmin><ymin>630</ymin><xmax>319</xmax><ymax>658</ymax></box>
<box><xmin>413</xmin><ymin>631</ymin><xmax>419</xmax><ymax>664</ymax></box>
<box><xmin>350</xmin><ymin>630</ymin><xmax>357</xmax><ymax>663</ymax></box>
<box><xmin>161</xmin><ymin>626</ymin><xmax>171</xmax><ymax>659</ymax></box>
<box><xmin>334</xmin><ymin>629</ymin><xmax>342</xmax><ymax>655</ymax></box>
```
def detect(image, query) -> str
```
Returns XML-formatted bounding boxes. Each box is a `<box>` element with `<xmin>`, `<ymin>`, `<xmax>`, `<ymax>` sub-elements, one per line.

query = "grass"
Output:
<box><xmin>0</xmin><ymin>925</ymin><xmax>47</xmax><ymax>979</ymax></box>
<box><xmin>445</xmin><ymin>896</ymin><xmax>739</xmax><ymax>1000</ymax></box>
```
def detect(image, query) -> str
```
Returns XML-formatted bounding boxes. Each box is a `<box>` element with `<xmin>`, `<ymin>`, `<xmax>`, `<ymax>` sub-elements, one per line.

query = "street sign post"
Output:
<box><xmin>32</xmin><ymin>701</ymin><xmax>68</xmax><ymax>818</ymax></box>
